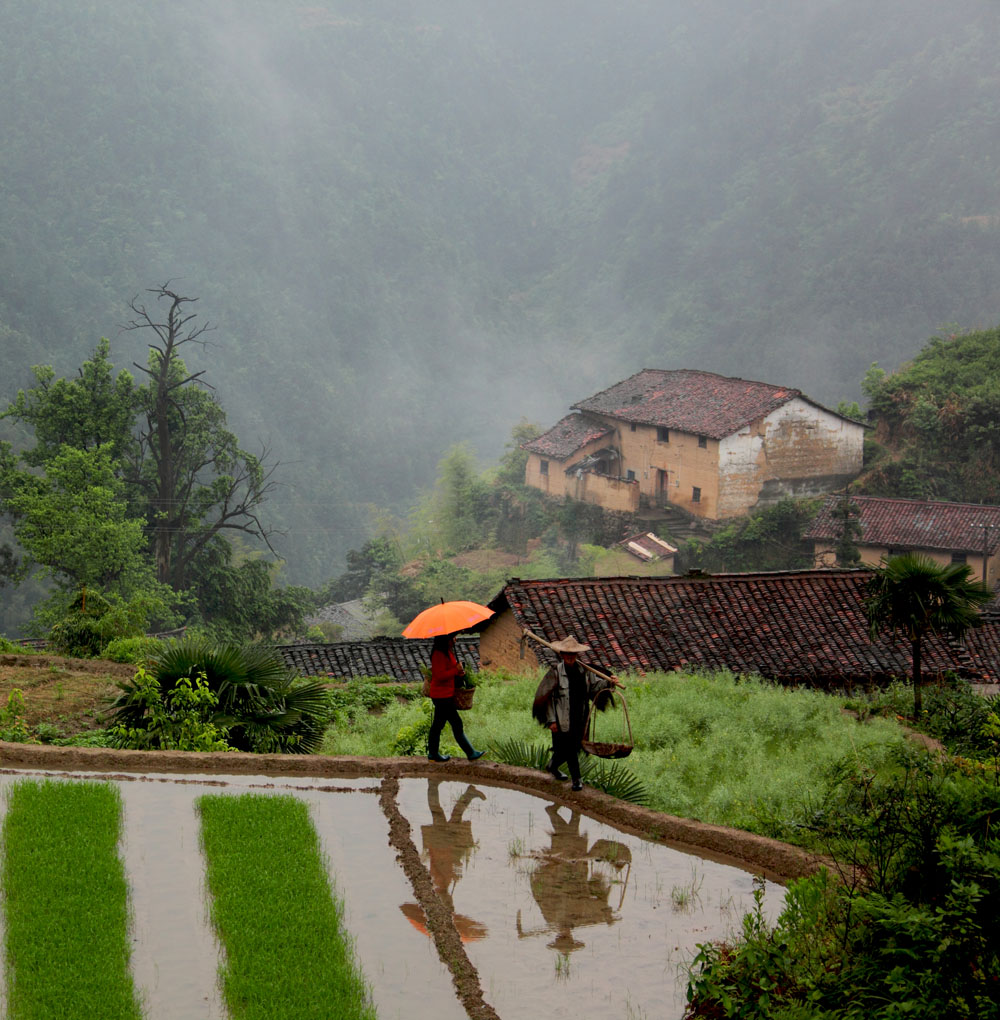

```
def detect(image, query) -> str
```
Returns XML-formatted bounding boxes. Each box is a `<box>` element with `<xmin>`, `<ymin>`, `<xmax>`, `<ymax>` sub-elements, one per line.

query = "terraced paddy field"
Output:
<box><xmin>0</xmin><ymin>746</ymin><xmax>813</xmax><ymax>1020</ymax></box>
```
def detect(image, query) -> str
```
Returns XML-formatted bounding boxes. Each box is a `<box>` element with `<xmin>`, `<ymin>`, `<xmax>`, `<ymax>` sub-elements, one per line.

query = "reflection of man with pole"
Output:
<box><xmin>517</xmin><ymin>804</ymin><xmax>630</xmax><ymax>954</ymax></box>
<box><xmin>400</xmin><ymin>780</ymin><xmax>488</xmax><ymax>942</ymax></box>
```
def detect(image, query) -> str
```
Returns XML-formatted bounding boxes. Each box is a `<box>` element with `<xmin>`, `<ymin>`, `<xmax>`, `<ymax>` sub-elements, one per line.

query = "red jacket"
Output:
<box><xmin>428</xmin><ymin>647</ymin><xmax>465</xmax><ymax>699</ymax></box>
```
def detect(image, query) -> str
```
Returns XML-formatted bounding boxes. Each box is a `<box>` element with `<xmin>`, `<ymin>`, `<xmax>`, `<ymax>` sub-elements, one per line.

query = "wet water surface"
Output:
<box><xmin>0</xmin><ymin>770</ymin><xmax>785</xmax><ymax>1020</ymax></box>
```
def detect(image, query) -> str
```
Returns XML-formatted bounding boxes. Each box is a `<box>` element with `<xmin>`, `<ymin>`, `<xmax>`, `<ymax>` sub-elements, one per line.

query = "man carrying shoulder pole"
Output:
<box><xmin>530</xmin><ymin>635</ymin><xmax>622</xmax><ymax>791</ymax></box>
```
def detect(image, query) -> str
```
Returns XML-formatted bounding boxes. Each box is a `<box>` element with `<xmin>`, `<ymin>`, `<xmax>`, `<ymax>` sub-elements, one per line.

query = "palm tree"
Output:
<box><xmin>108</xmin><ymin>637</ymin><xmax>333</xmax><ymax>752</ymax></box>
<box><xmin>863</xmin><ymin>553</ymin><xmax>993</xmax><ymax>718</ymax></box>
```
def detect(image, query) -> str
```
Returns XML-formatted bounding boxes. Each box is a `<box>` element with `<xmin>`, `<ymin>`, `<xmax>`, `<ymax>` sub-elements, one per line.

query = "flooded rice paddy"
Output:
<box><xmin>0</xmin><ymin>768</ymin><xmax>787</xmax><ymax>1020</ymax></box>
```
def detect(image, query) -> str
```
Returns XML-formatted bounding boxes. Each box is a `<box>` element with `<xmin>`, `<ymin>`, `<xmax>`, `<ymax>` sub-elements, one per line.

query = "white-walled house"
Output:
<box><xmin>523</xmin><ymin>369</ymin><xmax>866</xmax><ymax>519</ymax></box>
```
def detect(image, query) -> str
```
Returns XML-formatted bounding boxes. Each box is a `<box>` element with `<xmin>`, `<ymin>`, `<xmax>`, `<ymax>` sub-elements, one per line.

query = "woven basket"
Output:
<box><xmin>453</xmin><ymin>686</ymin><xmax>475</xmax><ymax>711</ymax></box>
<box><xmin>581</xmin><ymin>689</ymin><xmax>633</xmax><ymax>759</ymax></box>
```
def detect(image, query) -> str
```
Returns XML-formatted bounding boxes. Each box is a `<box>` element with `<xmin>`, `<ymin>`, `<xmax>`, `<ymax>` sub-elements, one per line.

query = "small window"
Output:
<box><xmin>692</xmin><ymin>486</ymin><xmax>701</xmax><ymax>503</ymax></box>
<box><xmin>698</xmin><ymin>435</ymin><xmax>707</xmax><ymax>449</ymax></box>
<box><xmin>626</xmin><ymin>469</ymin><xmax>636</xmax><ymax>481</ymax></box>
<box><xmin>630</xmin><ymin>423</ymin><xmax>637</xmax><ymax>432</ymax></box>
<box><xmin>539</xmin><ymin>460</ymin><xmax>548</xmax><ymax>476</ymax></box>
<box><xmin>657</xmin><ymin>426</ymin><xmax>669</xmax><ymax>442</ymax></box>
<box><xmin>951</xmin><ymin>552</ymin><xmax>967</xmax><ymax>564</ymax></box>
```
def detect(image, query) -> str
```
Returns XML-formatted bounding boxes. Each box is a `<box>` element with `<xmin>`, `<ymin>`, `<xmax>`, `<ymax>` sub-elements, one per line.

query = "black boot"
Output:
<box><xmin>547</xmin><ymin>763</ymin><xmax>568</xmax><ymax>781</ymax></box>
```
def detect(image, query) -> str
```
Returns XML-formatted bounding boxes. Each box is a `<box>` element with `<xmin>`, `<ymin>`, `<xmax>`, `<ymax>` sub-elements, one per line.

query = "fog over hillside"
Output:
<box><xmin>2</xmin><ymin>0</ymin><xmax>999</xmax><ymax>584</ymax></box>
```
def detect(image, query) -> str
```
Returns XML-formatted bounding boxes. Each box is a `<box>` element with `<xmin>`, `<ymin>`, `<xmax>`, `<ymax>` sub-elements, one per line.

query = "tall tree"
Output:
<box><xmin>1</xmin><ymin>338</ymin><xmax>137</xmax><ymax>468</ymax></box>
<box><xmin>124</xmin><ymin>285</ymin><xmax>279</xmax><ymax>589</ymax></box>
<box><xmin>863</xmin><ymin>553</ymin><xmax>993</xmax><ymax>718</ymax></box>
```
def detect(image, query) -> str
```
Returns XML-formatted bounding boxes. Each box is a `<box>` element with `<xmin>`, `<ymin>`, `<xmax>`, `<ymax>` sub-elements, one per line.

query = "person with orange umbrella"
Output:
<box><xmin>403</xmin><ymin>600</ymin><xmax>493</xmax><ymax>763</ymax></box>
<box><xmin>426</xmin><ymin>633</ymin><xmax>486</xmax><ymax>762</ymax></box>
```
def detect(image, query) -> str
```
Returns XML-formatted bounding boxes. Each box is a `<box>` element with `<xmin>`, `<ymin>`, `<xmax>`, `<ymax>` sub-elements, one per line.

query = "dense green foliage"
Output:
<box><xmin>2</xmin><ymin>0</ymin><xmax>998</xmax><ymax>595</ymax></box>
<box><xmin>683</xmin><ymin>499</ymin><xmax>819</xmax><ymax>574</ymax></box>
<box><xmin>861</xmin><ymin>327</ymin><xmax>1000</xmax><ymax>502</ymax></box>
<box><xmin>198</xmin><ymin>794</ymin><xmax>376</xmax><ymax>1020</ymax></box>
<box><xmin>108</xmin><ymin>637</ymin><xmax>333</xmax><ymax>753</ymax></box>
<box><xmin>685</xmin><ymin>750</ymin><xmax>1000</xmax><ymax>1020</ymax></box>
<box><xmin>2</xmin><ymin>780</ymin><xmax>143</xmax><ymax>1020</ymax></box>
<box><xmin>1</xmin><ymin>325</ymin><xmax>313</xmax><ymax>641</ymax></box>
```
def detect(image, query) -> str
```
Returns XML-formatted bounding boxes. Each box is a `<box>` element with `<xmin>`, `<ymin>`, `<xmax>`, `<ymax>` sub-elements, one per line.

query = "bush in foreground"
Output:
<box><xmin>108</xmin><ymin>638</ymin><xmax>333</xmax><ymax>753</ymax></box>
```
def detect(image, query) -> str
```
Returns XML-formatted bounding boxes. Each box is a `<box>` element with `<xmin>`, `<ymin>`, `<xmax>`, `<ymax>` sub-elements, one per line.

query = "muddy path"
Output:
<box><xmin>0</xmin><ymin>743</ymin><xmax>821</xmax><ymax>882</ymax></box>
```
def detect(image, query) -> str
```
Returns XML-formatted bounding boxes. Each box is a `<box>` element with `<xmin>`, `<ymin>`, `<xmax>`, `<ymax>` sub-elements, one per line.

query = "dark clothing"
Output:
<box><xmin>428</xmin><ymin>697</ymin><xmax>476</xmax><ymax>758</ymax></box>
<box><xmin>533</xmin><ymin>660</ymin><xmax>613</xmax><ymax>782</ymax></box>
<box><xmin>550</xmin><ymin>729</ymin><xmax>583</xmax><ymax>783</ymax></box>
<box><xmin>533</xmin><ymin>661</ymin><xmax>613</xmax><ymax>736</ymax></box>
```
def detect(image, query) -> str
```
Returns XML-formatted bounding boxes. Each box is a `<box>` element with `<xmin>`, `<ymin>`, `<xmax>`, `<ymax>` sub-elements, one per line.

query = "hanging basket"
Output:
<box><xmin>581</xmin><ymin>689</ymin><xmax>633</xmax><ymax>759</ymax></box>
<box><xmin>454</xmin><ymin>685</ymin><xmax>475</xmax><ymax>711</ymax></box>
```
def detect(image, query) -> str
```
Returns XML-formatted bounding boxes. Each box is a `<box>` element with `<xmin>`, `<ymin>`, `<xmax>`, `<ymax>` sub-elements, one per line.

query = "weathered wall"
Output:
<box><xmin>524</xmin><ymin>451</ymin><xmax>566</xmax><ymax>497</ymax></box>
<box><xmin>524</xmin><ymin>430</ymin><xmax>616</xmax><ymax>499</ymax></box>
<box><xmin>479</xmin><ymin>609</ymin><xmax>540</xmax><ymax>675</ymax></box>
<box><xmin>567</xmin><ymin>470</ymin><xmax>639</xmax><ymax>512</ymax></box>
<box><xmin>718</xmin><ymin>400</ymin><xmax>864</xmax><ymax>518</ymax></box>
<box><xmin>588</xmin><ymin>415</ymin><xmax>722</xmax><ymax>517</ymax></box>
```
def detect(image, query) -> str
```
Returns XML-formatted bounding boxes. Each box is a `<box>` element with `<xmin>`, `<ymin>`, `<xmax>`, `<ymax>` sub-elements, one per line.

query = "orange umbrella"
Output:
<box><xmin>402</xmin><ymin>600</ymin><xmax>494</xmax><ymax>639</ymax></box>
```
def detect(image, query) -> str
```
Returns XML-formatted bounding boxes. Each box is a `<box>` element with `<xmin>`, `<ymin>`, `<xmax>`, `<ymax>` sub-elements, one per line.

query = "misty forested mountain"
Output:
<box><xmin>2</xmin><ymin>0</ymin><xmax>999</xmax><ymax>586</ymax></box>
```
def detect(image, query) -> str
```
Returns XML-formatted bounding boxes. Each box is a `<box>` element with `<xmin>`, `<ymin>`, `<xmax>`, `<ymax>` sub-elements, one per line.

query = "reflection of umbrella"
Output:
<box><xmin>402</xmin><ymin>600</ymin><xmax>495</xmax><ymax>639</ymax></box>
<box><xmin>399</xmin><ymin>902</ymin><xmax>488</xmax><ymax>942</ymax></box>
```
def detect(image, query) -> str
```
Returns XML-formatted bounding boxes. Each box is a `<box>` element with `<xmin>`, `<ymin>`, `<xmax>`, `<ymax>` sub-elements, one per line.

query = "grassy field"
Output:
<box><xmin>321</xmin><ymin>669</ymin><xmax>909</xmax><ymax>839</ymax></box>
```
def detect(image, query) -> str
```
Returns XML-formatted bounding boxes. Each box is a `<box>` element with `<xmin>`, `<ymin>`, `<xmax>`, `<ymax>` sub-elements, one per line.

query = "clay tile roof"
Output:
<box><xmin>805</xmin><ymin>495</ymin><xmax>1000</xmax><ymax>555</ymax></box>
<box><xmin>962</xmin><ymin>614</ymin><xmax>1000</xmax><ymax>681</ymax></box>
<box><xmin>570</xmin><ymin>369</ymin><xmax>804</xmax><ymax>440</ymax></box>
<box><xmin>275</xmin><ymin>636</ymin><xmax>480</xmax><ymax>681</ymax></box>
<box><xmin>522</xmin><ymin>413</ymin><xmax>615</xmax><ymax>460</ymax></box>
<box><xmin>487</xmin><ymin>571</ymin><xmax>992</xmax><ymax>684</ymax></box>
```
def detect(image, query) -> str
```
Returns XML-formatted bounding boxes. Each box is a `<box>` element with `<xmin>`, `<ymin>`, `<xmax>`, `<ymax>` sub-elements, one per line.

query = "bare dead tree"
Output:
<box><xmin>123</xmin><ymin>284</ymin><xmax>280</xmax><ymax>589</ymax></box>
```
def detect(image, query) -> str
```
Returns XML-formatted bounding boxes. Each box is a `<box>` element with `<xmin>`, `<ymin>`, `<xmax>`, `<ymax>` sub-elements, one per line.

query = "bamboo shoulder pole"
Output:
<box><xmin>520</xmin><ymin>629</ymin><xmax>622</xmax><ymax>686</ymax></box>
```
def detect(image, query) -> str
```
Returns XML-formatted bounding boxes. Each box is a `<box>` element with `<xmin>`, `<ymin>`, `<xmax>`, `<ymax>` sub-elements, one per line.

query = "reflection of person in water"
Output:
<box><xmin>400</xmin><ymin>780</ymin><xmax>488</xmax><ymax>942</ymax></box>
<box><xmin>517</xmin><ymin>804</ymin><xmax>631</xmax><ymax>953</ymax></box>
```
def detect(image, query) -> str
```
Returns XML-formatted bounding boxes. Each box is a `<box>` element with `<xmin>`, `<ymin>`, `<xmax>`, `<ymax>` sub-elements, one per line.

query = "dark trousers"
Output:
<box><xmin>549</xmin><ymin>730</ymin><xmax>582</xmax><ymax>783</ymax></box>
<box><xmin>428</xmin><ymin>698</ymin><xmax>474</xmax><ymax>757</ymax></box>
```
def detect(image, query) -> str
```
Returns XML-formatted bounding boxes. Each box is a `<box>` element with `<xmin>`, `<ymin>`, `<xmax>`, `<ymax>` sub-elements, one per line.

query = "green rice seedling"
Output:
<box><xmin>198</xmin><ymin>793</ymin><xmax>375</xmax><ymax>1020</ymax></box>
<box><xmin>2</xmin><ymin>779</ymin><xmax>143</xmax><ymax>1020</ymax></box>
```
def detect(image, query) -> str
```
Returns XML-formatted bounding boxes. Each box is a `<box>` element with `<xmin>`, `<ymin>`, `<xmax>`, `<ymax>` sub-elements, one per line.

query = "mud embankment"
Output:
<box><xmin>0</xmin><ymin>742</ymin><xmax>822</xmax><ymax>882</ymax></box>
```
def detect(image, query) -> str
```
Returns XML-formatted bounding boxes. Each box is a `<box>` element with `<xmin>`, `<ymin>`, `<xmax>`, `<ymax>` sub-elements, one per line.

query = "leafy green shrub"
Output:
<box><xmin>108</xmin><ymin>667</ymin><xmax>234</xmax><ymax>752</ymax></box>
<box><xmin>33</xmin><ymin>721</ymin><xmax>65</xmax><ymax>744</ymax></box>
<box><xmin>108</xmin><ymin>638</ymin><xmax>334</xmax><ymax>753</ymax></box>
<box><xmin>326</xmin><ymin>680</ymin><xmax>416</xmax><ymax>729</ymax></box>
<box><xmin>0</xmin><ymin>636</ymin><xmax>36</xmax><ymax>653</ymax></box>
<box><xmin>391</xmin><ymin>699</ymin><xmax>433</xmax><ymax>756</ymax></box>
<box><xmin>102</xmin><ymin>636</ymin><xmax>165</xmax><ymax>665</ymax></box>
<box><xmin>0</xmin><ymin>689</ymin><xmax>36</xmax><ymax>743</ymax></box>
<box><xmin>849</xmin><ymin>676</ymin><xmax>1000</xmax><ymax>761</ymax></box>
<box><xmin>686</xmin><ymin>751</ymin><xmax>1000</xmax><ymax>1019</ymax></box>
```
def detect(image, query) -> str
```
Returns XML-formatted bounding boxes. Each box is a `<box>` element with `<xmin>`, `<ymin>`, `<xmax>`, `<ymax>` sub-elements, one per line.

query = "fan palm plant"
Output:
<box><xmin>108</xmin><ymin>637</ymin><xmax>332</xmax><ymax>753</ymax></box>
<box><xmin>863</xmin><ymin>553</ymin><xmax>993</xmax><ymax>719</ymax></box>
